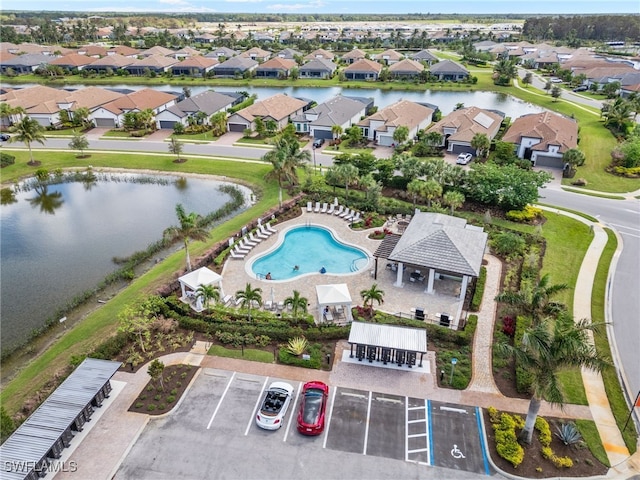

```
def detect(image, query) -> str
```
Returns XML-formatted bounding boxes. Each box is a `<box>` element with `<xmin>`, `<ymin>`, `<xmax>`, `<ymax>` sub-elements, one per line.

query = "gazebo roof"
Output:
<box><xmin>178</xmin><ymin>266</ymin><xmax>222</xmax><ymax>290</ymax></box>
<box><xmin>316</xmin><ymin>283</ymin><xmax>352</xmax><ymax>304</ymax></box>
<box><xmin>388</xmin><ymin>212</ymin><xmax>487</xmax><ymax>277</ymax></box>
<box><xmin>348</xmin><ymin>321</ymin><xmax>427</xmax><ymax>353</ymax></box>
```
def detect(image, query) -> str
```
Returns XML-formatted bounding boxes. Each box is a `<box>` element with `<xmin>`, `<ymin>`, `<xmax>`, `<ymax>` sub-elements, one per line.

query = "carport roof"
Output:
<box><xmin>348</xmin><ymin>321</ymin><xmax>427</xmax><ymax>353</ymax></box>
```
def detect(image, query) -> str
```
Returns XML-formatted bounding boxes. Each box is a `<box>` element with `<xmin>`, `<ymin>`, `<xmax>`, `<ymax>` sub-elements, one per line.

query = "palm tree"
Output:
<box><xmin>495</xmin><ymin>273</ymin><xmax>568</xmax><ymax>325</ymax></box>
<box><xmin>163</xmin><ymin>203</ymin><xmax>209</xmax><ymax>272</ymax></box>
<box><xmin>168</xmin><ymin>137</ymin><xmax>184</xmax><ymax>161</ymax></box>
<box><xmin>442</xmin><ymin>190</ymin><xmax>465</xmax><ymax>215</ymax></box>
<box><xmin>10</xmin><ymin>116</ymin><xmax>46</xmax><ymax>166</ymax></box>
<box><xmin>421</xmin><ymin>179</ymin><xmax>443</xmax><ymax>207</ymax></box>
<box><xmin>493</xmin><ymin>59</ymin><xmax>518</xmax><ymax>85</ymax></box>
<box><xmin>264</xmin><ymin>136</ymin><xmax>311</xmax><ymax>190</ymax></box>
<box><xmin>496</xmin><ymin>314</ymin><xmax>610</xmax><ymax>444</ymax></box>
<box><xmin>335</xmin><ymin>163</ymin><xmax>359</xmax><ymax>198</ymax></box>
<box><xmin>331</xmin><ymin>124</ymin><xmax>343</xmax><ymax>142</ymax></box>
<box><xmin>284</xmin><ymin>290</ymin><xmax>307</xmax><ymax>319</ymax></box>
<box><xmin>360</xmin><ymin>283</ymin><xmax>384</xmax><ymax>311</ymax></box>
<box><xmin>195</xmin><ymin>284</ymin><xmax>220</xmax><ymax>311</ymax></box>
<box><xmin>235</xmin><ymin>283</ymin><xmax>262</xmax><ymax>321</ymax></box>
<box><xmin>470</xmin><ymin>133</ymin><xmax>490</xmax><ymax>159</ymax></box>
<box><xmin>407</xmin><ymin>178</ymin><xmax>425</xmax><ymax>208</ymax></box>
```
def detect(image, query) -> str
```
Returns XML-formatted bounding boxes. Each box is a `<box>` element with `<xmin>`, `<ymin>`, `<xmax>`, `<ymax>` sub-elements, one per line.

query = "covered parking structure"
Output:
<box><xmin>348</xmin><ymin>321</ymin><xmax>427</xmax><ymax>368</ymax></box>
<box><xmin>0</xmin><ymin>358</ymin><xmax>121</xmax><ymax>480</ymax></box>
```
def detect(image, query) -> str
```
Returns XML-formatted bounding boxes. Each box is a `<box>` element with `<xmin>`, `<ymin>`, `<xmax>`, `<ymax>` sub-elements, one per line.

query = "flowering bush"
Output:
<box><xmin>502</xmin><ymin>316</ymin><xmax>516</xmax><ymax>337</ymax></box>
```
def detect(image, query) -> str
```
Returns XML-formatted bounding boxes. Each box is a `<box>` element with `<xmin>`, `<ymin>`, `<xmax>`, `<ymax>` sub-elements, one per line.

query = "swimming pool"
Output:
<box><xmin>249</xmin><ymin>225</ymin><xmax>369</xmax><ymax>281</ymax></box>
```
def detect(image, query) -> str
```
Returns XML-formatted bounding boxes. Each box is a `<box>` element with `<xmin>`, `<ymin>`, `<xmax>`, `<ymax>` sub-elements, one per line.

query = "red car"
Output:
<box><xmin>296</xmin><ymin>381</ymin><xmax>329</xmax><ymax>435</ymax></box>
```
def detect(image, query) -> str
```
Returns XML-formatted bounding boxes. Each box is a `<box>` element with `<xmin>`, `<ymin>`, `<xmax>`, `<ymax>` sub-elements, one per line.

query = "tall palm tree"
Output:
<box><xmin>421</xmin><ymin>179</ymin><xmax>443</xmax><ymax>208</ymax></box>
<box><xmin>195</xmin><ymin>284</ymin><xmax>220</xmax><ymax>311</ymax></box>
<box><xmin>495</xmin><ymin>274</ymin><xmax>568</xmax><ymax>325</ymax></box>
<box><xmin>163</xmin><ymin>203</ymin><xmax>209</xmax><ymax>272</ymax></box>
<box><xmin>331</xmin><ymin>124</ymin><xmax>343</xmax><ymax>141</ymax></box>
<box><xmin>335</xmin><ymin>163</ymin><xmax>359</xmax><ymax>198</ymax></box>
<box><xmin>407</xmin><ymin>178</ymin><xmax>425</xmax><ymax>208</ymax></box>
<box><xmin>470</xmin><ymin>133</ymin><xmax>490</xmax><ymax>159</ymax></box>
<box><xmin>10</xmin><ymin>116</ymin><xmax>46</xmax><ymax>166</ymax></box>
<box><xmin>360</xmin><ymin>283</ymin><xmax>384</xmax><ymax>311</ymax></box>
<box><xmin>284</xmin><ymin>290</ymin><xmax>307</xmax><ymax>319</ymax></box>
<box><xmin>442</xmin><ymin>190</ymin><xmax>465</xmax><ymax>215</ymax></box>
<box><xmin>235</xmin><ymin>283</ymin><xmax>262</xmax><ymax>322</ymax></box>
<box><xmin>264</xmin><ymin>136</ymin><xmax>311</xmax><ymax>191</ymax></box>
<box><xmin>496</xmin><ymin>314</ymin><xmax>610</xmax><ymax>444</ymax></box>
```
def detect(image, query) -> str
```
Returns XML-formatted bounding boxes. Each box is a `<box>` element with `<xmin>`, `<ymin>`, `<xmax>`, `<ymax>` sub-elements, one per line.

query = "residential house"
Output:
<box><xmin>304</xmin><ymin>49</ymin><xmax>335</xmax><ymax>62</ymax></box>
<box><xmin>91</xmin><ymin>88</ymin><xmax>178</xmax><ymax>128</ymax></box>
<box><xmin>411</xmin><ymin>49</ymin><xmax>438</xmax><ymax>65</ymax></box>
<box><xmin>292</xmin><ymin>95</ymin><xmax>370</xmax><ymax>138</ymax></box>
<box><xmin>193</xmin><ymin>33</ymin><xmax>216</xmax><ymax>44</ymax></box>
<box><xmin>0</xmin><ymin>54</ymin><xmax>54</xmax><ymax>74</ymax></box>
<box><xmin>205</xmin><ymin>47</ymin><xmax>238</xmax><ymax>60</ymax></box>
<box><xmin>428</xmin><ymin>60</ymin><xmax>469</xmax><ymax>81</ymax></box>
<box><xmin>139</xmin><ymin>46</ymin><xmax>175</xmax><ymax>57</ymax></box>
<box><xmin>276</xmin><ymin>48</ymin><xmax>302</xmax><ymax>60</ymax></box>
<box><xmin>341</xmin><ymin>48</ymin><xmax>366</xmax><ymax>64</ymax></box>
<box><xmin>173</xmin><ymin>46</ymin><xmax>202</xmax><ymax>60</ymax></box>
<box><xmin>86</xmin><ymin>54</ymin><xmax>135</xmax><ymax>73</ymax></box>
<box><xmin>156</xmin><ymin>90</ymin><xmax>241</xmax><ymax>129</ymax></box>
<box><xmin>373</xmin><ymin>49</ymin><xmax>403</xmax><ymax>65</ymax></box>
<box><xmin>502</xmin><ymin>111</ymin><xmax>578</xmax><ymax>168</ymax></box>
<box><xmin>213</xmin><ymin>57</ymin><xmax>258</xmax><ymax>77</ymax></box>
<box><xmin>106</xmin><ymin>45</ymin><xmax>140</xmax><ymax>57</ymax></box>
<box><xmin>240</xmin><ymin>47</ymin><xmax>271</xmax><ymax>62</ymax></box>
<box><xmin>343</xmin><ymin>59</ymin><xmax>383</xmax><ymax>81</ymax></box>
<box><xmin>226</xmin><ymin>93</ymin><xmax>307</xmax><ymax>132</ymax></box>
<box><xmin>389</xmin><ymin>59</ymin><xmax>424</xmax><ymax>79</ymax></box>
<box><xmin>48</xmin><ymin>53</ymin><xmax>96</xmax><ymax>71</ymax></box>
<box><xmin>77</xmin><ymin>45</ymin><xmax>108</xmax><ymax>57</ymax></box>
<box><xmin>358</xmin><ymin>99</ymin><xmax>434</xmax><ymax>147</ymax></box>
<box><xmin>0</xmin><ymin>85</ymin><xmax>69</xmax><ymax>126</ymax></box>
<box><xmin>255</xmin><ymin>58</ymin><xmax>297</xmax><ymax>78</ymax></box>
<box><xmin>125</xmin><ymin>55</ymin><xmax>180</xmax><ymax>76</ymax></box>
<box><xmin>298</xmin><ymin>58</ymin><xmax>337</xmax><ymax>79</ymax></box>
<box><xmin>171</xmin><ymin>56</ymin><xmax>218</xmax><ymax>77</ymax></box>
<box><xmin>426</xmin><ymin>106</ymin><xmax>504</xmax><ymax>154</ymax></box>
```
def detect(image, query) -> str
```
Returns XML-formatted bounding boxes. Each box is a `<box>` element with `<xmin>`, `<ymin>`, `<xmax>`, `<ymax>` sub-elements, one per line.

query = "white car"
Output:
<box><xmin>256</xmin><ymin>382</ymin><xmax>294</xmax><ymax>430</ymax></box>
<box><xmin>456</xmin><ymin>153</ymin><xmax>473</xmax><ymax>165</ymax></box>
<box><xmin>549</xmin><ymin>77</ymin><xmax>563</xmax><ymax>83</ymax></box>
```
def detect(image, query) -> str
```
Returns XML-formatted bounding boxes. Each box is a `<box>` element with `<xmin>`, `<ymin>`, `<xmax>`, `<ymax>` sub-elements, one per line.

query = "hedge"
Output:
<box><xmin>514</xmin><ymin>315</ymin><xmax>534</xmax><ymax>394</ymax></box>
<box><xmin>470</xmin><ymin>267</ymin><xmax>487</xmax><ymax>311</ymax></box>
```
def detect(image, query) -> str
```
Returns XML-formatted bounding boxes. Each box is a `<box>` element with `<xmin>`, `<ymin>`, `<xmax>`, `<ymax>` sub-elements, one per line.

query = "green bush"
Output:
<box><xmin>0</xmin><ymin>152</ymin><xmax>15</xmax><ymax>167</ymax></box>
<box><xmin>493</xmin><ymin>412</ymin><xmax>525</xmax><ymax>467</ymax></box>
<box><xmin>536</xmin><ymin>417</ymin><xmax>552</xmax><ymax>447</ymax></box>
<box><xmin>514</xmin><ymin>316</ymin><xmax>534</xmax><ymax>393</ymax></box>
<box><xmin>490</xmin><ymin>231</ymin><xmax>527</xmax><ymax>258</ymax></box>
<box><xmin>506</xmin><ymin>205</ymin><xmax>544</xmax><ymax>223</ymax></box>
<box><xmin>90</xmin><ymin>331</ymin><xmax>129</xmax><ymax>360</ymax></box>
<box><xmin>470</xmin><ymin>267</ymin><xmax>487</xmax><ymax>311</ymax></box>
<box><xmin>278</xmin><ymin>342</ymin><xmax>322</xmax><ymax>369</ymax></box>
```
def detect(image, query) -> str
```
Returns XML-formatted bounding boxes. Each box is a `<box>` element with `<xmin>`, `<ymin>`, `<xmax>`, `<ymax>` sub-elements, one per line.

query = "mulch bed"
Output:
<box><xmin>128</xmin><ymin>364</ymin><xmax>198</xmax><ymax>415</ymax></box>
<box><xmin>483</xmin><ymin>410</ymin><xmax>608</xmax><ymax>478</ymax></box>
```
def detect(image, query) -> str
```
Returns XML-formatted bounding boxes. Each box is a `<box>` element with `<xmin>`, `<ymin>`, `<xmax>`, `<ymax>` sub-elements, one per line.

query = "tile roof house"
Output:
<box><xmin>47</xmin><ymin>53</ymin><xmax>97</xmax><ymax>70</ymax></box>
<box><xmin>125</xmin><ymin>55</ymin><xmax>180</xmax><ymax>75</ymax></box>
<box><xmin>171</xmin><ymin>56</ymin><xmax>218</xmax><ymax>76</ymax></box>
<box><xmin>428</xmin><ymin>59</ymin><xmax>469</xmax><ymax>81</ymax></box>
<box><xmin>389</xmin><ymin>59</ymin><xmax>425</xmax><ymax>79</ymax></box>
<box><xmin>240</xmin><ymin>47</ymin><xmax>271</xmax><ymax>62</ymax></box>
<box><xmin>156</xmin><ymin>90</ymin><xmax>241</xmax><ymax>129</ymax></box>
<box><xmin>502</xmin><ymin>111</ymin><xmax>578</xmax><ymax>169</ymax></box>
<box><xmin>298</xmin><ymin>58</ymin><xmax>337</xmax><ymax>79</ymax></box>
<box><xmin>0</xmin><ymin>53</ymin><xmax>54</xmax><ymax>74</ymax></box>
<box><xmin>343</xmin><ymin>58</ymin><xmax>383</xmax><ymax>81</ymax></box>
<box><xmin>255</xmin><ymin>57</ymin><xmax>297</xmax><ymax>78</ymax></box>
<box><xmin>92</xmin><ymin>88</ymin><xmax>178</xmax><ymax>128</ymax></box>
<box><xmin>411</xmin><ymin>49</ymin><xmax>438</xmax><ymax>65</ymax></box>
<box><xmin>226</xmin><ymin>93</ymin><xmax>307</xmax><ymax>132</ymax></box>
<box><xmin>276</xmin><ymin>48</ymin><xmax>303</xmax><ymax>60</ymax></box>
<box><xmin>213</xmin><ymin>56</ymin><xmax>258</xmax><ymax>78</ymax></box>
<box><xmin>341</xmin><ymin>48</ymin><xmax>366</xmax><ymax>64</ymax></box>
<box><xmin>86</xmin><ymin>53</ymin><xmax>135</xmax><ymax>73</ymax></box>
<box><xmin>173</xmin><ymin>46</ymin><xmax>202</xmax><ymax>59</ymax></box>
<box><xmin>304</xmin><ymin>48</ymin><xmax>335</xmax><ymax>62</ymax></box>
<box><xmin>426</xmin><ymin>106</ymin><xmax>504</xmax><ymax>154</ymax></box>
<box><xmin>205</xmin><ymin>47</ymin><xmax>239</xmax><ymax>60</ymax></box>
<box><xmin>292</xmin><ymin>95</ymin><xmax>370</xmax><ymax>139</ymax></box>
<box><xmin>373</xmin><ymin>49</ymin><xmax>403</xmax><ymax>65</ymax></box>
<box><xmin>139</xmin><ymin>46</ymin><xmax>174</xmax><ymax>57</ymax></box>
<box><xmin>77</xmin><ymin>45</ymin><xmax>108</xmax><ymax>57</ymax></box>
<box><xmin>106</xmin><ymin>45</ymin><xmax>140</xmax><ymax>57</ymax></box>
<box><xmin>358</xmin><ymin>99</ymin><xmax>434</xmax><ymax>147</ymax></box>
<box><xmin>0</xmin><ymin>85</ymin><xmax>70</xmax><ymax>126</ymax></box>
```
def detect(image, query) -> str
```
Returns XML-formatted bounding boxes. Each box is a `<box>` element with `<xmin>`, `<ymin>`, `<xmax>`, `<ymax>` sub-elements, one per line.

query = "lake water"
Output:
<box><xmin>0</xmin><ymin>173</ymin><xmax>245</xmax><ymax>352</ymax></box>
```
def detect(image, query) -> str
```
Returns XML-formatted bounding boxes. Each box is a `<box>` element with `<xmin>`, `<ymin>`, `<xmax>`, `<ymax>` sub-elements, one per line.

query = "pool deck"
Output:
<box><xmin>220</xmin><ymin>210</ymin><xmax>464</xmax><ymax>324</ymax></box>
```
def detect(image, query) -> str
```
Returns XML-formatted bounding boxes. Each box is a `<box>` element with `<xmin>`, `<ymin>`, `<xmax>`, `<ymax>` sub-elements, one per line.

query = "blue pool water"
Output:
<box><xmin>250</xmin><ymin>225</ymin><xmax>368</xmax><ymax>280</ymax></box>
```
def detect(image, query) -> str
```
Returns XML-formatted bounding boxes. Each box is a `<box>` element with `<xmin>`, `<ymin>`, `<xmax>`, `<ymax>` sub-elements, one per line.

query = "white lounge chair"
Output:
<box><xmin>249</xmin><ymin>232</ymin><xmax>262</xmax><ymax>243</ymax></box>
<box><xmin>264</xmin><ymin>300</ymin><xmax>273</xmax><ymax>310</ymax></box>
<box><xmin>234</xmin><ymin>244</ymin><xmax>250</xmax><ymax>254</ymax></box>
<box><xmin>307</xmin><ymin>201</ymin><xmax>313</xmax><ymax>212</ymax></box>
<box><xmin>230</xmin><ymin>250</ymin><xmax>245</xmax><ymax>259</ymax></box>
<box><xmin>314</xmin><ymin>202</ymin><xmax>321</xmax><ymax>213</ymax></box>
<box><xmin>344</xmin><ymin>210</ymin><xmax>355</xmax><ymax>221</ymax></box>
<box><xmin>256</xmin><ymin>227</ymin><xmax>269</xmax><ymax>239</ymax></box>
<box><xmin>334</xmin><ymin>205</ymin><xmax>344</xmax><ymax>216</ymax></box>
<box><xmin>320</xmin><ymin>202</ymin><xmax>328</xmax><ymax>213</ymax></box>
<box><xmin>327</xmin><ymin>204</ymin><xmax>335</xmax><ymax>215</ymax></box>
<box><xmin>222</xmin><ymin>294</ymin><xmax>233</xmax><ymax>305</ymax></box>
<box><xmin>351</xmin><ymin>212</ymin><xmax>361</xmax><ymax>223</ymax></box>
<box><xmin>242</xmin><ymin>236</ymin><xmax>258</xmax><ymax>248</ymax></box>
<box><xmin>265</xmin><ymin>223</ymin><xmax>277</xmax><ymax>233</ymax></box>
<box><xmin>277</xmin><ymin>301</ymin><xmax>284</xmax><ymax>311</ymax></box>
<box><xmin>259</xmin><ymin>224</ymin><xmax>273</xmax><ymax>237</ymax></box>
<box><xmin>339</xmin><ymin>208</ymin><xmax>351</xmax><ymax>219</ymax></box>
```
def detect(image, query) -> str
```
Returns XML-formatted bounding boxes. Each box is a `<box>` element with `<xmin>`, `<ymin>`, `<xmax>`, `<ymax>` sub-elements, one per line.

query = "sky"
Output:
<box><xmin>0</xmin><ymin>0</ymin><xmax>638</xmax><ymax>14</ymax></box>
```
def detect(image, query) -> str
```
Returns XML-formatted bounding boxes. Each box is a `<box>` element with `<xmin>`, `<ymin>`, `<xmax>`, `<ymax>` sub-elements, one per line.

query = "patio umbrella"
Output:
<box><xmin>271</xmin><ymin>286</ymin><xmax>275</xmax><ymax>305</ymax></box>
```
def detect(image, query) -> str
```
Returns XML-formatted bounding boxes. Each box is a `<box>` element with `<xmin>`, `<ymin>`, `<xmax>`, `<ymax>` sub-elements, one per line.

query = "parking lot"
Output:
<box><xmin>115</xmin><ymin>368</ymin><xmax>493</xmax><ymax>479</ymax></box>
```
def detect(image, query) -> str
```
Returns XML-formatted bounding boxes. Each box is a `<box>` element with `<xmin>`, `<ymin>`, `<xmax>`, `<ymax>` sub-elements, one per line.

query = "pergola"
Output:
<box><xmin>348</xmin><ymin>321</ymin><xmax>427</xmax><ymax>368</ymax></box>
<box><xmin>178</xmin><ymin>266</ymin><xmax>222</xmax><ymax>310</ymax></box>
<box><xmin>316</xmin><ymin>283</ymin><xmax>353</xmax><ymax>324</ymax></box>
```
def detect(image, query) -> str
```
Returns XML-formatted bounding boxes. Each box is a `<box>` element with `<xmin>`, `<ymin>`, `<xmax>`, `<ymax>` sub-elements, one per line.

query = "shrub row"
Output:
<box><xmin>505</xmin><ymin>205</ymin><xmax>543</xmax><ymax>223</ymax></box>
<box><xmin>470</xmin><ymin>267</ymin><xmax>487</xmax><ymax>311</ymax></box>
<box><xmin>514</xmin><ymin>316</ymin><xmax>534</xmax><ymax>394</ymax></box>
<box><xmin>536</xmin><ymin>417</ymin><xmax>573</xmax><ymax>468</ymax></box>
<box><xmin>488</xmin><ymin>407</ymin><xmax>525</xmax><ymax>468</ymax></box>
<box><xmin>1</xmin><ymin>152</ymin><xmax>15</xmax><ymax>167</ymax></box>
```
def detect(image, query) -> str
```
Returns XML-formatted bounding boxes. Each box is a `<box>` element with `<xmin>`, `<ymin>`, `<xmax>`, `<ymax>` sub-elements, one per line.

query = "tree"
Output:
<box><xmin>118</xmin><ymin>305</ymin><xmax>153</xmax><ymax>353</ymax></box>
<box><xmin>254</xmin><ymin>117</ymin><xmax>266</xmax><ymax>138</ymax></box>
<box><xmin>195</xmin><ymin>283</ymin><xmax>220</xmax><ymax>311</ymax></box>
<box><xmin>392</xmin><ymin>125</ymin><xmax>409</xmax><ymax>146</ymax></box>
<box><xmin>9</xmin><ymin>116</ymin><xmax>46</xmax><ymax>166</ymax></box>
<box><xmin>496</xmin><ymin>314</ymin><xmax>610</xmax><ymax>444</ymax></box>
<box><xmin>550</xmin><ymin>86</ymin><xmax>562</xmax><ymax>101</ymax></box>
<box><xmin>68</xmin><ymin>131</ymin><xmax>89</xmax><ymax>157</ymax></box>
<box><xmin>284</xmin><ymin>290</ymin><xmax>308</xmax><ymax>318</ymax></box>
<box><xmin>562</xmin><ymin>148</ymin><xmax>586</xmax><ymax>176</ymax></box>
<box><xmin>331</xmin><ymin>124</ymin><xmax>343</xmax><ymax>141</ymax></box>
<box><xmin>342</xmin><ymin>125</ymin><xmax>364</xmax><ymax>147</ymax></box>
<box><xmin>168</xmin><ymin>137</ymin><xmax>184</xmax><ymax>161</ymax></box>
<box><xmin>147</xmin><ymin>359</ymin><xmax>165</xmax><ymax>391</ymax></box>
<box><xmin>235</xmin><ymin>283</ymin><xmax>262</xmax><ymax>321</ymax></box>
<box><xmin>209</xmin><ymin>111</ymin><xmax>227</xmax><ymax>137</ymax></box>
<box><xmin>407</xmin><ymin>178</ymin><xmax>425</xmax><ymax>208</ymax></box>
<box><xmin>72</xmin><ymin>107</ymin><xmax>91</xmax><ymax>128</ymax></box>
<box><xmin>470</xmin><ymin>133</ymin><xmax>490</xmax><ymax>159</ymax></box>
<box><xmin>335</xmin><ymin>163</ymin><xmax>359</xmax><ymax>197</ymax></box>
<box><xmin>493</xmin><ymin>59</ymin><xmax>518</xmax><ymax>85</ymax></box>
<box><xmin>264</xmin><ymin>136</ymin><xmax>311</xmax><ymax>202</ymax></box>
<box><xmin>442</xmin><ymin>190</ymin><xmax>465</xmax><ymax>215</ymax></box>
<box><xmin>522</xmin><ymin>72</ymin><xmax>533</xmax><ymax>87</ymax></box>
<box><xmin>421</xmin><ymin>179</ymin><xmax>443</xmax><ymax>207</ymax></box>
<box><xmin>495</xmin><ymin>274</ymin><xmax>569</xmax><ymax>325</ymax></box>
<box><xmin>163</xmin><ymin>204</ymin><xmax>209</xmax><ymax>272</ymax></box>
<box><xmin>360</xmin><ymin>283</ymin><xmax>384</xmax><ymax>311</ymax></box>
<box><xmin>182</xmin><ymin>86</ymin><xmax>192</xmax><ymax>98</ymax></box>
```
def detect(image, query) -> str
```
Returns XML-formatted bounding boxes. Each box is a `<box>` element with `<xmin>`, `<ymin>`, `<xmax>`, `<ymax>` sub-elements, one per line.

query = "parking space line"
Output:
<box><xmin>440</xmin><ymin>406</ymin><xmax>469</xmax><ymax>414</ymax></box>
<box><xmin>322</xmin><ymin>386</ymin><xmax>338</xmax><ymax>449</ymax></box>
<box><xmin>375</xmin><ymin>396</ymin><xmax>402</xmax><ymax>404</ymax></box>
<box><xmin>244</xmin><ymin>377</ymin><xmax>269</xmax><ymax>436</ymax></box>
<box><xmin>340</xmin><ymin>392</ymin><xmax>367</xmax><ymax>399</ymax></box>
<box><xmin>405</xmin><ymin>397</ymin><xmax>409</xmax><ymax>463</ymax></box>
<box><xmin>427</xmin><ymin>400</ymin><xmax>434</xmax><ymax>465</ymax></box>
<box><xmin>406</xmin><ymin>398</ymin><xmax>430</xmax><ymax>465</ymax></box>
<box><xmin>475</xmin><ymin>407</ymin><xmax>491</xmax><ymax>475</ymax></box>
<box><xmin>283</xmin><ymin>381</ymin><xmax>303</xmax><ymax>442</ymax></box>
<box><xmin>362</xmin><ymin>391</ymin><xmax>372</xmax><ymax>455</ymax></box>
<box><xmin>207</xmin><ymin>372</ymin><xmax>236</xmax><ymax>430</ymax></box>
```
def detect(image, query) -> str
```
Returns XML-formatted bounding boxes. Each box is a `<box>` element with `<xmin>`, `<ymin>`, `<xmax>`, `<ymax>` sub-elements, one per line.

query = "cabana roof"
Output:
<box><xmin>178</xmin><ymin>266</ymin><xmax>221</xmax><ymax>291</ymax></box>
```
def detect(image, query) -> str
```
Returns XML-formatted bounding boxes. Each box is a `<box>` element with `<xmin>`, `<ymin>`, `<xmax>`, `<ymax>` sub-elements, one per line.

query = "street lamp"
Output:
<box><xmin>312</xmin><ymin>144</ymin><xmax>317</xmax><ymax>172</ymax></box>
<box><xmin>450</xmin><ymin>357</ymin><xmax>458</xmax><ymax>385</ymax></box>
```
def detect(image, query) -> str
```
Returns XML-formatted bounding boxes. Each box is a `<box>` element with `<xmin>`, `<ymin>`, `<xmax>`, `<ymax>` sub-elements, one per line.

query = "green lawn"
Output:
<box><xmin>171</xmin><ymin>132</ymin><xmax>220</xmax><ymax>142</ymax></box>
<box><xmin>207</xmin><ymin>345</ymin><xmax>274</xmax><ymax>363</ymax></box>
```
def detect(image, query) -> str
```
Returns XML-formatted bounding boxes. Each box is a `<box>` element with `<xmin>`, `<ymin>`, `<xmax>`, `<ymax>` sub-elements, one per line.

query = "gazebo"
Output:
<box><xmin>316</xmin><ymin>283</ymin><xmax>353</xmax><ymax>324</ymax></box>
<box><xmin>178</xmin><ymin>266</ymin><xmax>222</xmax><ymax>310</ymax></box>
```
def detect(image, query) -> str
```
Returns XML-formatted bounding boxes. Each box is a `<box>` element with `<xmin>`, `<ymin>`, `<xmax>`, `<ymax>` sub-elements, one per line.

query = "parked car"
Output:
<box><xmin>456</xmin><ymin>153</ymin><xmax>473</xmax><ymax>165</ymax></box>
<box><xmin>256</xmin><ymin>382</ymin><xmax>294</xmax><ymax>430</ymax></box>
<box><xmin>297</xmin><ymin>381</ymin><xmax>329</xmax><ymax>435</ymax></box>
<box><xmin>0</xmin><ymin>133</ymin><xmax>10</xmax><ymax>141</ymax></box>
<box><xmin>312</xmin><ymin>138</ymin><xmax>325</xmax><ymax>148</ymax></box>
<box><xmin>572</xmin><ymin>85</ymin><xmax>588</xmax><ymax>92</ymax></box>
<box><xmin>549</xmin><ymin>77</ymin><xmax>563</xmax><ymax>83</ymax></box>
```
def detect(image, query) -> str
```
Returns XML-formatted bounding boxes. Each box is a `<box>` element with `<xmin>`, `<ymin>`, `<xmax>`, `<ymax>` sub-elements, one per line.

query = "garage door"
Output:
<box><xmin>452</xmin><ymin>145</ymin><xmax>474</xmax><ymax>155</ymax></box>
<box><xmin>159</xmin><ymin>121</ymin><xmax>177</xmax><ymax>130</ymax></box>
<box><xmin>311</xmin><ymin>128</ymin><xmax>332</xmax><ymax>140</ymax></box>
<box><xmin>95</xmin><ymin>118</ymin><xmax>116</xmax><ymax>128</ymax></box>
<box><xmin>228</xmin><ymin>123</ymin><xmax>247</xmax><ymax>132</ymax></box>
<box><xmin>533</xmin><ymin>155</ymin><xmax>563</xmax><ymax>169</ymax></box>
